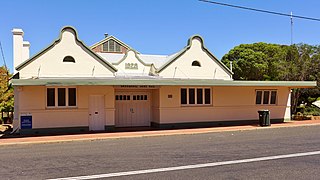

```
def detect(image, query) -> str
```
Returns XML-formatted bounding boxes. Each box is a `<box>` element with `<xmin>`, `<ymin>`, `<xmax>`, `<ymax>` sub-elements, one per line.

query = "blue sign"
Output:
<box><xmin>21</xmin><ymin>116</ymin><xmax>32</xmax><ymax>129</ymax></box>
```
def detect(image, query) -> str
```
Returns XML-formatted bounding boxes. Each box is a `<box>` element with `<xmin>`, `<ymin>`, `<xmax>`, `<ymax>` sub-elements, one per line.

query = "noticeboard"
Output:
<box><xmin>21</xmin><ymin>115</ymin><xmax>32</xmax><ymax>129</ymax></box>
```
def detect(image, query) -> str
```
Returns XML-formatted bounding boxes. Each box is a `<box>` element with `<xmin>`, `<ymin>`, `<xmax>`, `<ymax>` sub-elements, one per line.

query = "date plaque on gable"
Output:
<box><xmin>125</xmin><ymin>63</ymin><xmax>138</xmax><ymax>69</ymax></box>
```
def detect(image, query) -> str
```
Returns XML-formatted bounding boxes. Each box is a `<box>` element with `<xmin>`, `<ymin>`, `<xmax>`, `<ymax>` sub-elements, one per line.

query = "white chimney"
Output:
<box><xmin>22</xmin><ymin>41</ymin><xmax>30</xmax><ymax>62</ymax></box>
<box><xmin>12</xmin><ymin>28</ymin><xmax>30</xmax><ymax>73</ymax></box>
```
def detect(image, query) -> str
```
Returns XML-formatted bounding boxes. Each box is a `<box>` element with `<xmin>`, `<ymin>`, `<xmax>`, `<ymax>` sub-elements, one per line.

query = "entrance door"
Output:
<box><xmin>115</xmin><ymin>92</ymin><xmax>151</xmax><ymax>127</ymax></box>
<box><xmin>89</xmin><ymin>95</ymin><xmax>105</xmax><ymax>131</ymax></box>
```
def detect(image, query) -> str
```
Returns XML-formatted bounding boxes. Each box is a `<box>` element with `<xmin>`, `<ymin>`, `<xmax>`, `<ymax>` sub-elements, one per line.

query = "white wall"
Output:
<box><xmin>114</xmin><ymin>50</ymin><xmax>151</xmax><ymax>76</ymax></box>
<box><xmin>159</xmin><ymin>37</ymin><xmax>232</xmax><ymax>80</ymax></box>
<box><xmin>18</xmin><ymin>29</ymin><xmax>115</xmax><ymax>79</ymax></box>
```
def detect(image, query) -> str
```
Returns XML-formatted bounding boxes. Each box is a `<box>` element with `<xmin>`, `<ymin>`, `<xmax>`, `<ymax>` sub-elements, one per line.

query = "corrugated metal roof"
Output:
<box><xmin>97</xmin><ymin>53</ymin><xmax>125</xmax><ymax>64</ymax></box>
<box><xmin>11</xmin><ymin>78</ymin><xmax>317</xmax><ymax>88</ymax></box>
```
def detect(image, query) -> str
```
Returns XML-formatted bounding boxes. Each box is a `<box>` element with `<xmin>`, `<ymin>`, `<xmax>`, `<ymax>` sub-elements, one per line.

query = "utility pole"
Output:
<box><xmin>291</xmin><ymin>12</ymin><xmax>293</xmax><ymax>45</ymax></box>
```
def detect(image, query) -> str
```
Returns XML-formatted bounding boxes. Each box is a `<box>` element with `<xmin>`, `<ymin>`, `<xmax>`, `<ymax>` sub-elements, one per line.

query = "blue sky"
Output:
<box><xmin>1</xmin><ymin>0</ymin><xmax>320</xmax><ymax>72</ymax></box>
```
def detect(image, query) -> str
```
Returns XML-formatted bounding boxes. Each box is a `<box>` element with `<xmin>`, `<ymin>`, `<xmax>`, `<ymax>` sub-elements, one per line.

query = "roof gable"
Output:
<box><xmin>157</xmin><ymin>35</ymin><xmax>233</xmax><ymax>77</ymax></box>
<box><xmin>16</xmin><ymin>26</ymin><xmax>117</xmax><ymax>78</ymax></box>
<box><xmin>112</xmin><ymin>50</ymin><xmax>154</xmax><ymax>76</ymax></box>
<box><xmin>91</xmin><ymin>35</ymin><xmax>137</xmax><ymax>53</ymax></box>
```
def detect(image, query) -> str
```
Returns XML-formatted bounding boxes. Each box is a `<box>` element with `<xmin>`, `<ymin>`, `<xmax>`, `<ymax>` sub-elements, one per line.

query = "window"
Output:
<box><xmin>255</xmin><ymin>90</ymin><xmax>277</xmax><ymax>105</ymax></box>
<box><xmin>181</xmin><ymin>89</ymin><xmax>187</xmax><ymax>104</ymax></box>
<box><xmin>115</xmin><ymin>94</ymin><xmax>147</xmax><ymax>101</ymax></box>
<box><xmin>63</xmin><ymin>56</ymin><xmax>75</xmax><ymax>63</ymax></box>
<box><xmin>102</xmin><ymin>40</ymin><xmax>122</xmax><ymax>52</ymax></box>
<box><xmin>181</xmin><ymin>88</ymin><xmax>211</xmax><ymax>105</ymax></box>
<box><xmin>47</xmin><ymin>88</ymin><xmax>55</xmax><ymax>106</ymax></box>
<box><xmin>47</xmin><ymin>87</ymin><xmax>77</xmax><ymax>108</ymax></box>
<box><xmin>192</xmin><ymin>61</ymin><xmax>201</xmax><ymax>67</ymax></box>
<box><xmin>68</xmin><ymin>88</ymin><xmax>77</xmax><ymax>106</ymax></box>
<box><xmin>58</xmin><ymin>88</ymin><xmax>66</xmax><ymax>106</ymax></box>
<box><xmin>197</xmin><ymin>88</ymin><xmax>203</xmax><ymax>104</ymax></box>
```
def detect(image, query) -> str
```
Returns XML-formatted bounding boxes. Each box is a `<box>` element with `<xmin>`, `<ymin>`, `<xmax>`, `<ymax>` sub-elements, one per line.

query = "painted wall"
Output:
<box><xmin>12</xmin><ymin>29</ymin><xmax>24</xmax><ymax>73</ymax></box>
<box><xmin>16</xmin><ymin>85</ymin><xmax>291</xmax><ymax>130</ymax></box>
<box><xmin>18</xmin><ymin>29</ymin><xmax>115</xmax><ymax>78</ymax></box>
<box><xmin>114</xmin><ymin>50</ymin><xmax>151</xmax><ymax>76</ymax></box>
<box><xmin>158</xmin><ymin>86</ymin><xmax>291</xmax><ymax>124</ymax></box>
<box><xmin>159</xmin><ymin>37</ymin><xmax>232</xmax><ymax>80</ymax></box>
<box><xmin>18</xmin><ymin>85</ymin><xmax>115</xmax><ymax>129</ymax></box>
<box><xmin>151</xmin><ymin>89</ymin><xmax>160</xmax><ymax>123</ymax></box>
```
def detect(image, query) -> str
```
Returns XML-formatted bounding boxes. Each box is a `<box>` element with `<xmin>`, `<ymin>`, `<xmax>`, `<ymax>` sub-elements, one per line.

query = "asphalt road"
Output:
<box><xmin>0</xmin><ymin>126</ymin><xmax>320</xmax><ymax>180</ymax></box>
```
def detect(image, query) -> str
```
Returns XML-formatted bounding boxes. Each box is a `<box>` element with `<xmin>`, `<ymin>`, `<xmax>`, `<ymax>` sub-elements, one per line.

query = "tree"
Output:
<box><xmin>0</xmin><ymin>66</ymin><xmax>13</xmax><ymax>123</ymax></box>
<box><xmin>221</xmin><ymin>43</ymin><xmax>320</xmax><ymax>115</ymax></box>
<box><xmin>221</xmin><ymin>42</ymin><xmax>287</xmax><ymax>80</ymax></box>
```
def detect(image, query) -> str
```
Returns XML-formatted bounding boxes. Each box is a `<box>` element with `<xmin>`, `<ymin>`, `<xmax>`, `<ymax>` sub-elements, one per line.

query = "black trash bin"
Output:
<box><xmin>258</xmin><ymin>110</ymin><xmax>270</xmax><ymax>127</ymax></box>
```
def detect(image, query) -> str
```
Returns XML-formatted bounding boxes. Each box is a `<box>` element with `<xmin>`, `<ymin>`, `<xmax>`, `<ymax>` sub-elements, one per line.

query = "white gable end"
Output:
<box><xmin>158</xmin><ymin>36</ymin><xmax>232</xmax><ymax>80</ymax></box>
<box><xmin>113</xmin><ymin>50</ymin><xmax>151</xmax><ymax>76</ymax></box>
<box><xmin>17</xmin><ymin>27</ymin><xmax>116</xmax><ymax>79</ymax></box>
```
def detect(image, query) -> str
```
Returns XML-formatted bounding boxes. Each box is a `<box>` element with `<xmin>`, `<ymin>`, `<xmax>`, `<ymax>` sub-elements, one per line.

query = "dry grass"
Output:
<box><xmin>0</xmin><ymin>125</ymin><xmax>9</xmax><ymax>133</ymax></box>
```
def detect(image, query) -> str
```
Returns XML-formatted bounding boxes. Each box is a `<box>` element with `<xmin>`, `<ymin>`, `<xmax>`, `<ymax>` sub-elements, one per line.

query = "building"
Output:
<box><xmin>11</xmin><ymin>26</ymin><xmax>316</xmax><ymax>134</ymax></box>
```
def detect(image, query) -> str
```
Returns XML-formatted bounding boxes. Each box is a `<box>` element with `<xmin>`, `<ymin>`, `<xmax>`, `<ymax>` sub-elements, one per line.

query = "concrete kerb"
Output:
<box><xmin>1</xmin><ymin>121</ymin><xmax>320</xmax><ymax>146</ymax></box>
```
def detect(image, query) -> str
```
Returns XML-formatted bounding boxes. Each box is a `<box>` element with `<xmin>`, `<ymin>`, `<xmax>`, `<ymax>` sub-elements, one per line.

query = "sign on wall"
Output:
<box><xmin>21</xmin><ymin>115</ymin><xmax>32</xmax><ymax>129</ymax></box>
<box><xmin>115</xmin><ymin>85</ymin><xmax>159</xmax><ymax>89</ymax></box>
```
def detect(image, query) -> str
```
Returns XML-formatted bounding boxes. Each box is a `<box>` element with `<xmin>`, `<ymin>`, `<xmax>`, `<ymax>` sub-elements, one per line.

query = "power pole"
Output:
<box><xmin>291</xmin><ymin>12</ymin><xmax>293</xmax><ymax>45</ymax></box>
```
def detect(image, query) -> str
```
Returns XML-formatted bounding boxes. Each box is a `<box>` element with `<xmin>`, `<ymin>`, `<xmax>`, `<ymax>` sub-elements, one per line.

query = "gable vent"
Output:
<box><xmin>63</xmin><ymin>56</ymin><xmax>75</xmax><ymax>63</ymax></box>
<box><xmin>192</xmin><ymin>61</ymin><xmax>201</xmax><ymax>67</ymax></box>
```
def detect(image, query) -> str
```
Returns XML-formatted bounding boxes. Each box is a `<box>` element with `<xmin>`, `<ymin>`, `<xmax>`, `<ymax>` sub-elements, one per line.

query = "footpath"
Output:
<box><xmin>1</xmin><ymin>120</ymin><xmax>320</xmax><ymax>146</ymax></box>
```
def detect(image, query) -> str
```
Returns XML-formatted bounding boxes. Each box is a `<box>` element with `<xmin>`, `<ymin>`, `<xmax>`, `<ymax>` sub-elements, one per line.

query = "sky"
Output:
<box><xmin>1</xmin><ymin>0</ymin><xmax>320</xmax><ymax>72</ymax></box>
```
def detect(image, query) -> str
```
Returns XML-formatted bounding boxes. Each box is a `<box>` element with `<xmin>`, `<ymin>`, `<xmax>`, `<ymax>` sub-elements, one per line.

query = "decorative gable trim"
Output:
<box><xmin>16</xmin><ymin>26</ymin><xmax>118</xmax><ymax>72</ymax></box>
<box><xmin>112</xmin><ymin>49</ymin><xmax>152</xmax><ymax>66</ymax></box>
<box><xmin>156</xmin><ymin>35</ymin><xmax>233</xmax><ymax>76</ymax></box>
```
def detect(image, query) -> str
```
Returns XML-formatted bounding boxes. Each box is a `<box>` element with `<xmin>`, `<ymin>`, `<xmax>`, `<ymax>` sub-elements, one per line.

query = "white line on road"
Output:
<box><xmin>48</xmin><ymin>150</ymin><xmax>320</xmax><ymax>180</ymax></box>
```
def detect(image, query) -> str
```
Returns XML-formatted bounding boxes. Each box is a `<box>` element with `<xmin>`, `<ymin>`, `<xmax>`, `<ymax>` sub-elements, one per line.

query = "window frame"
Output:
<box><xmin>255</xmin><ymin>89</ymin><xmax>277</xmax><ymax>105</ymax></box>
<box><xmin>46</xmin><ymin>87</ymin><xmax>77</xmax><ymax>109</ymax></box>
<box><xmin>180</xmin><ymin>87</ymin><xmax>212</xmax><ymax>106</ymax></box>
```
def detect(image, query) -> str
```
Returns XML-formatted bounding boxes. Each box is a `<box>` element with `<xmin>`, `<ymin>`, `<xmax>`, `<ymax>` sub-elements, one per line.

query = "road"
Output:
<box><xmin>0</xmin><ymin>125</ymin><xmax>320</xmax><ymax>180</ymax></box>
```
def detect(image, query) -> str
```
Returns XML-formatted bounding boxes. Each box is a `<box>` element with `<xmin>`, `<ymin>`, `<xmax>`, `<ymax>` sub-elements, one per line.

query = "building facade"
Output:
<box><xmin>11</xmin><ymin>26</ymin><xmax>316</xmax><ymax>134</ymax></box>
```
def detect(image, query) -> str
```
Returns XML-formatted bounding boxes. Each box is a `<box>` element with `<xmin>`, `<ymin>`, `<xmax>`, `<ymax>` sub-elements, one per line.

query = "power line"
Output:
<box><xmin>0</xmin><ymin>41</ymin><xmax>8</xmax><ymax>70</ymax></box>
<box><xmin>199</xmin><ymin>0</ymin><xmax>320</xmax><ymax>22</ymax></box>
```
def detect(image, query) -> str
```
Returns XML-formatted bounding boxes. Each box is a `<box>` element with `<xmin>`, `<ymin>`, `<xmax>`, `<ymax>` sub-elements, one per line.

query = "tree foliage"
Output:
<box><xmin>0</xmin><ymin>66</ymin><xmax>13</xmax><ymax>113</ymax></box>
<box><xmin>221</xmin><ymin>43</ymin><xmax>320</xmax><ymax>115</ymax></box>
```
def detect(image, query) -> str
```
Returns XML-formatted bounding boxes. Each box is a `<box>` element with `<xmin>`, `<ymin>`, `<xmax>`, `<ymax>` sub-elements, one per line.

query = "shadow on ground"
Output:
<box><xmin>0</xmin><ymin>121</ymin><xmax>275</xmax><ymax>139</ymax></box>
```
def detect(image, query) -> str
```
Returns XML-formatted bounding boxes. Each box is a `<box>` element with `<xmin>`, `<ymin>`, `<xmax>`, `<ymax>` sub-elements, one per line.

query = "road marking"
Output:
<box><xmin>48</xmin><ymin>150</ymin><xmax>320</xmax><ymax>180</ymax></box>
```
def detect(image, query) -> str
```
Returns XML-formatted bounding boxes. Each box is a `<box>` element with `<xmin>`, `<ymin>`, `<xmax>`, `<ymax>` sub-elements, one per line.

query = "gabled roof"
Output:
<box><xmin>156</xmin><ymin>35</ymin><xmax>233</xmax><ymax>75</ymax></box>
<box><xmin>16</xmin><ymin>26</ymin><xmax>118</xmax><ymax>72</ymax></box>
<box><xmin>90</xmin><ymin>35</ymin><xmax>138</xmax><ymax>53</ymax></box>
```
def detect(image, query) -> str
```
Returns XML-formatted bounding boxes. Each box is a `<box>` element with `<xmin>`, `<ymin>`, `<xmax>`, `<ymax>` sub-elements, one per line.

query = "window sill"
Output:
<box><xmin>46</xmin><ymin>106</ymin><xmax>78</xmax><ymax>110</ymax></box>
<box><xmin>255</xmin><ymin>104</ymin><xmax>277</xmax><ymax>106</ymax></box>
<box><xmin>181</xmin><ymin>104</ymin><xmax>212</xmax><ymax>107</ymax></box>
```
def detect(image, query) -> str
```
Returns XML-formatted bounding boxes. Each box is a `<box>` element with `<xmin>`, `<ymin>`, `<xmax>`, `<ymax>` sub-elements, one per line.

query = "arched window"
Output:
<box><xmin>63</xmin><ymin>56</ymin><xmax>75</xmax><ymax>63</ymax></box>
<box><xmin>192</xmin><ymin>61</ymin><xmax>201</xmax><ymax>67</ymax></box>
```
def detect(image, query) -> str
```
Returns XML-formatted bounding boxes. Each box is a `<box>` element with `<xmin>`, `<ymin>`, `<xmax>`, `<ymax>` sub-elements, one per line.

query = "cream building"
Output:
<box><xmin>11</xmin><ymin>26</ymin><xmax>316</xmax><ymax>134</ymax></box>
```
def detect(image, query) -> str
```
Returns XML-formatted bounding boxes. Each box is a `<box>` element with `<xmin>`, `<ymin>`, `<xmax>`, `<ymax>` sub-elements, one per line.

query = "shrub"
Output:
<box><xmin>303</xmin><ymin>106</ymin><xmax>320</xmax><ymax>116</ymax></box>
